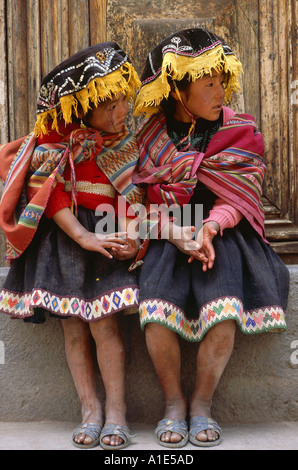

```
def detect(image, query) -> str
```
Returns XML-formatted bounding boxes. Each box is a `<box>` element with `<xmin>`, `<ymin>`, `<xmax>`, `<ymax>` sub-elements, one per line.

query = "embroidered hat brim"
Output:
<box><xmin>134</xmin><ymin>28</ymin><xmax>243</xmax><ymax>117</ymax></box>
<box><xmin>35</xmin><ymin>42</ymin><xmax>140</xmax><ymax>136</ymax></box>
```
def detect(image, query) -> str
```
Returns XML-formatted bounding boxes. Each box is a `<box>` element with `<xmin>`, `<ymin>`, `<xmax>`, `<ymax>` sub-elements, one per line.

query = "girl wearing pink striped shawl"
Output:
<box><xmin>133</xmin><ymin>28</ymin><xmax>289</xmax><ymax>448</ymax></box>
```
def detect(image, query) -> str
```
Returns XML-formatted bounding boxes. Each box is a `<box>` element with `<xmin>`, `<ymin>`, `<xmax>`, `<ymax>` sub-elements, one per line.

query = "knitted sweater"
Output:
<box><xmin>45</xmin><ymin>159</ymin><xmax>117</xmax><ymax>218</ymax></box>
<box><xmin>204</xmin><ymin>199</ymin><xmax>243</xmax><ymax>234</ymax></box>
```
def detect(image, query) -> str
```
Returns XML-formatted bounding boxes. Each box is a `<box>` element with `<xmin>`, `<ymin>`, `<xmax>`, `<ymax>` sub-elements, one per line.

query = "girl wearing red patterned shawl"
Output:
<box><xmin>133</xmin><ymin>28</ymin><xmax>289</xmax><ymax>447</ymax></box>
<box><xmin>0</xmin><ymin>43</ymin><xmax>144</xmax><ymax>449</ymax></box>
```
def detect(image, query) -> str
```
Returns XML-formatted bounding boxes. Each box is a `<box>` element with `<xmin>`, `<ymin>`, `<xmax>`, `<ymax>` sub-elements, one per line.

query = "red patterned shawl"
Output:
<box><xmin>0</xmin><ymin>125</ymin><xmax>144</xmax><ymax>262</ymax></box>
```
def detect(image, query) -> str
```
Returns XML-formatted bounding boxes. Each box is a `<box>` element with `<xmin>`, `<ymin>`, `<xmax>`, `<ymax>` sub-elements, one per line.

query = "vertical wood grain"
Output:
<box><xmin>290</xmin><ymin>0</ymin><xmax>298</xmax><ymax>224</ymax></box>
<box><xmin>90</xmin><ymin>0</ymin><xmax>107</xmax><ymax>44</ymax></box>
<box><xmin>40</xmin><ymin>0</ymin><xmax>65</xmax><ymax>76</ymax></box>
<box><xmin>278</xmin><ymin>0</ymin><xmax>291</xmax><ymax>215</ymax></box>
<box><xmin>259</xmin><ymin>0</ymin><xmax>294</xmax><ymax>220</ymax></box>
<box><xmin>60</xmin><ymin>0</ymin><xmax>70</xmax><ymax>61</ymax></box>
<box><xmin>68</xmin><ymin>0</ymin><xmax>90</xmax><ymax>55</ymax></box>
<box><xmin>27</xmin><ymin>0</ymin><xmax>41</xmax><ymax>131</ymax></box>
<box><xmin>0</xmin><ymin>0</ymin><xmax>8</xmax><ymax>144</ymax></box>
<box><xmin>234</xmin><ymin>0</ymin><xmax>259</xmax><ymax>123</ymax></box>
<box><xmin>259</xmin><ymin>0</ymin><xmax>281</xmax><ymax>207</ymax></box>
<box><xmin>0</xmin><ymin>0</ymin><xmax>8</xmax><ymax>264</ymax></box>
<box><xmin>7</xmin><ymin>0</ymin><xmax>29</xmax><ymax>140</ymax></box>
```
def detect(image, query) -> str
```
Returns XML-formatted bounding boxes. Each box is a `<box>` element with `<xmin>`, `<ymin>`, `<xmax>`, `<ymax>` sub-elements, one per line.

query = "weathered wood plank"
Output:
<box><xmin>0</xmin><ymin>0</ymin><xmax>8</xmax><ymax>263</ymax></box>
<box><xmin>7</xmin><ymin>0</ymin><xmax>29</xmax><ymax>140</ymax></box>
<box><xmin>289</xmin><ymin>0</ymin><xmax>298</xmax><ymax>226</ymax></box>
<box><xmin>233</xmin><ymin>0</ymin><xmax>259</xmax><ymax>122</ymax></box>
<box><xmin>0</xmin><ymin>0</ymin><xmax>8</xmax><ymax>144</ymax></box>
<box><xmin>40</xmin><ymin>0</ymin><xmax>59</xmax><ymax>76</ymax></box>
<box><xmin>90</xmin><ymin>0</ymin><xmax>107</xmax><ymax>44</ymax></box>
<box><xmin>60</xmin><ymin>0</ymin><xmax>70</xmax><ymax>61</ymax></box>
<box><xmin>277</xmin><ymin>0</ymin><xmax>291</xmax><ymax>216</ymax></box>
<box><xmin>68</xmin><ymin>0</ymin><xmax>90</xmax><ymax>55</ymax></box>
<box><xmin>27</xmin><ymin>0</ymin><xmax>41</xmax><ymax>132</ymax></box>
<box><xmin>259</xmin><ymin>0</ymin><xmax>282</xmax><ymax>208</ymax></box>
<box><xmin>40</xmin><ymin>0</ymin><xmax>72</xmax><ymax>75</ymax></box>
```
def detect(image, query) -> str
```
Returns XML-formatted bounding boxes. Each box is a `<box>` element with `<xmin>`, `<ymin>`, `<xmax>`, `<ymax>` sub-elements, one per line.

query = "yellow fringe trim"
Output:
<box><xmin>134</xmin><ymin>44</ymin><xmax>243</xmax><ymax>117</ymax></box>
<box><xmin>34</xmin><ymin>62</ymin><xmax>140</xmax><ymax>137</ymax></box>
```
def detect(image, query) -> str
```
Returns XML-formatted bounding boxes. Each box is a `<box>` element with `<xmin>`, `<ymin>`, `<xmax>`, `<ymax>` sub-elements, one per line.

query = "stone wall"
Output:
<box><xmin>0</xmin><ymin>266</ymin><xmax>297</xmax><ymax>425</ymax></box>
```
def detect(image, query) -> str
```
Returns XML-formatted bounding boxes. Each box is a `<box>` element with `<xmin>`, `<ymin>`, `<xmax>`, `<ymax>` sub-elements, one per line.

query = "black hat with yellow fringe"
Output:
<box><xmin>134</xmin><ymin>28</ymin><xmax>243</xmax><ymax>117</ymax></box>
<box><xmin>35</xmin><ymin>42</ymin><xmax>140</xmax><ymax>136</ymax></box>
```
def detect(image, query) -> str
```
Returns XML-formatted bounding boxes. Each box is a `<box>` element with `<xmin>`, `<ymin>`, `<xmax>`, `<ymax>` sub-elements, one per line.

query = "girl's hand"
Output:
<box><xmin>110</xmin><ymin>237</ymin><xmax>140</xmax><ymax>260</ymax></box>
<box><xmin>79</xmin><ymin>231</ymin><xmax>128</xmax><ymax>259</ymax></box>
<box><xmin>188</xmin><ymin>221</ymin><xmax>219</xmax><ymax>270</ymax></box>
<box><xmin>52</xmin><ymin>207</ymin><xmax>127</xmax><ymax>259</ymax></box>
<box><xmin>164</xmin><ymin>222</ymin><xmax>201</xmax><ymax>254</ymax></box>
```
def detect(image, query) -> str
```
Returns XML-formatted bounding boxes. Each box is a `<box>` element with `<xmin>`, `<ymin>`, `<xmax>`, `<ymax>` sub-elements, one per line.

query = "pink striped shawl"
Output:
<box><xmin>134</xmin><ymin>107</ymin><xmax>267</xmax><ymax>240</ymax></box>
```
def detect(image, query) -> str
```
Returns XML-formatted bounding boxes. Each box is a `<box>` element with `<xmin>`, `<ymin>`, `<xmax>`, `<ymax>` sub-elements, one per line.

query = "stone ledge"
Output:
<box><xmin>1</xmin><ymin>421</ymin><xmax>298</xmax><ymax>450</ymax></box>
<box><xmin>0</xmin><ymin>266</ymin><xmax>297</xmax><ymax>425</ymax></box>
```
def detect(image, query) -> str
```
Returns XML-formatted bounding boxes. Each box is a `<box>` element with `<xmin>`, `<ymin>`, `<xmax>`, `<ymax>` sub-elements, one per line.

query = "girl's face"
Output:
<box><xmin>173</xmin><ymin>70</ymin><xmax>226</xmax><ymax>122</ymax></box>
<box><xmin>87</xmin><ymin>93</ymin><xmax>129</xmax><ymax>133</ymax></box>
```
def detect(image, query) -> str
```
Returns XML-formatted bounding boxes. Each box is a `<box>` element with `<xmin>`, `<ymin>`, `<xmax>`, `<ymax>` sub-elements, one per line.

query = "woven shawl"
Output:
<box><xmin>134</xmin><ymin>108</ymin><xmax>266</xmax><ymax>240</ymax></box>
<box><xmin>0</xmin><ymin>127</ymin><xmax>144</xmax><ymax>262</ymax></box>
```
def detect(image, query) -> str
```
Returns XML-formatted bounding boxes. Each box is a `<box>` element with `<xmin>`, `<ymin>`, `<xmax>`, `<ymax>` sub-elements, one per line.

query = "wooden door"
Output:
<box><xmin>0</xmin><ymin>0</ymin><xmax>107</xmax><ymax>142</ymax></box>
<box><xmin>106</xmin><ymin>0</ymin><xmax>298</xmax><ymax>262</ymax></box>
<box><xmin>0</xmin><ymin>0</ymin><xmax>297</xmax><ymax>264</ymax></box>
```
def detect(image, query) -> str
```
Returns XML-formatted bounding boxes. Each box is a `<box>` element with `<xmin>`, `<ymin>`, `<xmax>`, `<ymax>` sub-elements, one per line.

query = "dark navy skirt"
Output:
<box><xmin>0</xmin><ymin>207</ymin><xmax>139</xmax><ymax>322</ymax></box>
<box><xmin>138</xmin><ymin>185</ymin><xmax>289</xmax><ymax>341</ymax></box>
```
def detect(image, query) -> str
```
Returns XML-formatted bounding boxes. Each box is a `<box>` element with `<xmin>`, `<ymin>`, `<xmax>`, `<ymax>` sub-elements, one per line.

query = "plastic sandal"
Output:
<box><xmin>72</xmin><ymin>422</ymin><xmax>102</xmax><ymax>449</ymax></box>
<box><xmin>100</xmin><ymin>423</ymin><xmax>132</xmax><ymax>450</ymax></box>
<box><xmin>189</xmin><ymin>416</ymin><xmax>222</xmax><ymax>447</ymax></box>
<box><xmin>155</xmin><ymin>418</ymin><xmax>188</xmax><ymax>448</ymax></box>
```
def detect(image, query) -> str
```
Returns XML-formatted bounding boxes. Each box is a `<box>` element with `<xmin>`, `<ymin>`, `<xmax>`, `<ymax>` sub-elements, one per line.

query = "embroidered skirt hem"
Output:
<box><xmin>0</xmin><ymin>285</ymin><xmax>139</xmax><ymax>322</ymax></box>
<box><xmin>137</xmin><ymin>218</ymin><xmax>289</xmax><ymax>342</ymax></box>
<box><xmin>0</xmin><ymin>207</ymin><xmax>139</xmax><ymax>323</ymax></box>
<box><xmin>139</xmin><ymin>297</ymin><xmax>287</xmax><ymax>342</ymax></box>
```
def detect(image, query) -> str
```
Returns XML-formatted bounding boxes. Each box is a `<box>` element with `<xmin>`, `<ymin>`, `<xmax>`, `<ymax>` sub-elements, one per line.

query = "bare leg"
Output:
<box><xmin>190</xmin><ymin>320</ymin><xmax>236</xmax><ymax>443</ymax></box>
<box><xmin>89</xmin><ymin>314</ymin><xmax>127</xmax><ymax>447</ymax></box>
<box><xmin>145</xmin><ymin>323</ymin><xmax>187</xmax><ymax>444</ymax></box>
<box><xmin>62</xmin><ymin>317</ymin><xmax>103</xmax><ymax>446</ymax></box>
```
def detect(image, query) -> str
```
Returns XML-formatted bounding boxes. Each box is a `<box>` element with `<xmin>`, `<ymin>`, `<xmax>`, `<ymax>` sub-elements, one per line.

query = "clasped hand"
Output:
<box><xmin>80</xmin><ymin>231</ymin><xmax>139</xmax><ymax>260</ymax></box>
<box><xmin>166</xmin><ymin>221</ymin><xmax>219</xmax><ymax>271</ymax></box>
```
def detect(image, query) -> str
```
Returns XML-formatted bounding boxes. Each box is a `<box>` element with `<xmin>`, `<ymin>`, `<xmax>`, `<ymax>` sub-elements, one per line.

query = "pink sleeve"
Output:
<box><xmin>203</xmin><ymin>198</ymin><xmax>243</xmax><ymax>234</ymax></box>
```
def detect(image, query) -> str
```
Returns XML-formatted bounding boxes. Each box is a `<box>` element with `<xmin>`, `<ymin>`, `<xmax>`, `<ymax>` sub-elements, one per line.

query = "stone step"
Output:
<box><xmin>1</xmin><ymin>421</ymin><xmax>298</xmax><ymax>450</ymax></box>
<box><xmin>0</xmin><ymin>266</ymin><xmax>297</xmax><ymax>426</ymax></box>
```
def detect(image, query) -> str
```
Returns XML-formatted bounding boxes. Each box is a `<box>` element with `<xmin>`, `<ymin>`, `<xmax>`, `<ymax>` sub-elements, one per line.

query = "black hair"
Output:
<box><xmin>160</xmin><ymin>73</ymin><xmax>191</xmax><ymax>116</ymax></box>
